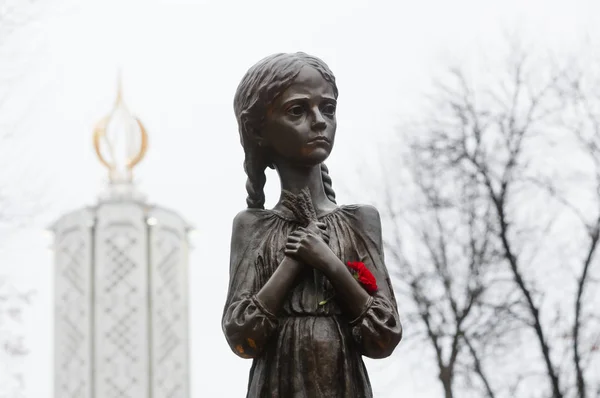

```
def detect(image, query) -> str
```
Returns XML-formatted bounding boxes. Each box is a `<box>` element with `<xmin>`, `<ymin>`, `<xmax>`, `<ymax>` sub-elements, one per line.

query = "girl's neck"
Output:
<box><xmin>273</xmin><ymin>161</ymin><xmax>336</xmax><ymax>215</ymax></box>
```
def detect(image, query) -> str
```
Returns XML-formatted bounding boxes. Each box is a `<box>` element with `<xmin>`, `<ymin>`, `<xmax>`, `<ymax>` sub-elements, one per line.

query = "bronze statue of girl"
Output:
<box><xmin>222</xmin><ymin>52</ymin><xmax>402</xmax><ymax>397</ymax></box>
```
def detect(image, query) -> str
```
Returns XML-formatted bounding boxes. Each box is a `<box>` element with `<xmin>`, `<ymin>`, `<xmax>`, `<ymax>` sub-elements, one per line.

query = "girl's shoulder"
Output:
<box><xmin>339</xmin><ymin>204</ymin><xmax>381</xmax><ymax>223</ymax></box>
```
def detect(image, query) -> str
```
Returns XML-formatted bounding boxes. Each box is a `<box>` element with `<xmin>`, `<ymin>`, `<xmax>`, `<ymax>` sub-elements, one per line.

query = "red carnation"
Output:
<box><xmin>347</xmin><ymin>261</ymin><xmax>378</xmax><ymax>294</ymax></box>
<box><xmin>318</xmin><ymin>261</ymin><xmax>379</xmax><ymax>306</ymax></box>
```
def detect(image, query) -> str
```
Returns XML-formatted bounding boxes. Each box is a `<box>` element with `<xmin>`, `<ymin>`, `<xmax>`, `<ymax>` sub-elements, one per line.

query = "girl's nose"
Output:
<box><xmin>311</xmin><ymin>108</ymin><xmax>327</xmax><ymax>131</ymax></box>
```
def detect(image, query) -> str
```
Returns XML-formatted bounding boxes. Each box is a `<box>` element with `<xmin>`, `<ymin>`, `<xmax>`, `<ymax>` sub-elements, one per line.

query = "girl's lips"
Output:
<box><xmin>307</xmin><ymin>137</ymin><xmax>331</xmax><ymax>144</ymax></box>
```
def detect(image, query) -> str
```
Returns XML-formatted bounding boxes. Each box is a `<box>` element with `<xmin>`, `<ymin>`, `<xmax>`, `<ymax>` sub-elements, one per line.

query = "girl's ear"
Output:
<box><xmin>241</xmin><ymin>111</ymin><xmax>265</xmax><ymax>147</ymax></box>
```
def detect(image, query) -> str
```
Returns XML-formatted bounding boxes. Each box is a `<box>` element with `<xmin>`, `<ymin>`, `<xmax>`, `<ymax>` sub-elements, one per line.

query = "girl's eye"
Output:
<box><xmin>322</xmin><ymin>103</ymin><xmax>336</xmax><ymax>116</ymax></box>
<box><xmin>287</xmin><ymin>105</ymin><xmax>304</xmax><ymax>117</ymax></box>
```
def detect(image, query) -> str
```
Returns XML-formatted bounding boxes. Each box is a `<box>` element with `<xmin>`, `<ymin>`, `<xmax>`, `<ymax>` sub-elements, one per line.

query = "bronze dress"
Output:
<box><xmin>222</xmin><ymin>204</ymin><xmax>402</xmax><ymax>398</ymax></box>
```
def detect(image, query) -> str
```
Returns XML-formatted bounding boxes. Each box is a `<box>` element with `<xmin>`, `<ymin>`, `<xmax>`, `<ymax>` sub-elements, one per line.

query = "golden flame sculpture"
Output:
<box><xmin>93</xmin><ymin>74</ymin><xmax>148</xmax><ymax>183</ymax></box>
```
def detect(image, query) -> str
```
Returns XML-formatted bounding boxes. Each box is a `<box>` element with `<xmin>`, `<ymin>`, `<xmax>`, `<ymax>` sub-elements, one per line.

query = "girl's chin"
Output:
<box><xmin>299</xmin><ymin>148</ymin><xmax>332</xmax><ymax>165</ymax></box>
<box><xmin>272</xmin><ymin>149</ymin><xmax>332</xmax><ymax>168</ymax></box>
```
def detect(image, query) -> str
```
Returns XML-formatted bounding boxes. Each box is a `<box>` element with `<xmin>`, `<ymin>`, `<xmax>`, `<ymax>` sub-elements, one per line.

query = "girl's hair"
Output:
<box><xmin>233</xmin><ymin>52</ymin><xmax>338</xmax><ymax>209</ymax></box>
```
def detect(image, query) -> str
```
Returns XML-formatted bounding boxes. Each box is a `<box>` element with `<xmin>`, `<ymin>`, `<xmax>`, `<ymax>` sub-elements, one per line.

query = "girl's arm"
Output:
<box><xmin>286</xmin><ymin>225</ymin><xmax>370</xmax><ymax>320</ymax></box>
<box><xmin>223</xmin><ymin>211</ymin><xmax>327</xmax><ymax>358</ymax></box>
<box><xmin>286</xmin><ymin>205</ymin><xmax>402</xmax><ymax>358</ymax></box>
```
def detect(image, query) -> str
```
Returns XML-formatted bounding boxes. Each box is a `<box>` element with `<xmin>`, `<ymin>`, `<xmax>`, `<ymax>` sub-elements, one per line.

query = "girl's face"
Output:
<box><xmin>260</xmin><ymin>66</ymin><xmax>337</xmax><ymax>167</ymax></box>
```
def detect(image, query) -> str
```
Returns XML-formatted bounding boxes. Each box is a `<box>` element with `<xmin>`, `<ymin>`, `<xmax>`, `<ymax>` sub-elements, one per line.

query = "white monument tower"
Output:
<box><xmin>50</xmin><ymin>79</ymin><xmax>192</xmax><ymax>398</ymax></box>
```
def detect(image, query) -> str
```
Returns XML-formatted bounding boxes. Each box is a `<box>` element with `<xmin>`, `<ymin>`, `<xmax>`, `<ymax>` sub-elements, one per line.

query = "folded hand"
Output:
<box><xmin>285</xmin><ymin>221</ymin><xmax>334</xmax><ymax>272</ymax></box>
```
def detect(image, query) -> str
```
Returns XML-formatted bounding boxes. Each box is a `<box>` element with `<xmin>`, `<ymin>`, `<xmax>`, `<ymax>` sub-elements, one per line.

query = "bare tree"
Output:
<box><xmin>373</xmin><ymin>41</ymin><xmax>600</xmax><ymax>397</ymax></box>
<box><xmin>374</xmin><ymin>118</ymin><xmax>520</xmax><ymax>398</ymax></box>
<box><xmin>556</xmin><ymin>55</ymin><xmax>600</xmax><ymax>398</ymax></box>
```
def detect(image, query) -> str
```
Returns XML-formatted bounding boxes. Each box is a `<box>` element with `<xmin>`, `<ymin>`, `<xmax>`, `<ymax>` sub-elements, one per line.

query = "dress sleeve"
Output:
<box><xmin>348</xmin><ymin>205</ymin><xmax>403</xmax><ymax>359</ymax></box>
<box><xmin>221</xmin><ymin>210</ymin><xmax>278</xmax><ymax>359</ymax></box>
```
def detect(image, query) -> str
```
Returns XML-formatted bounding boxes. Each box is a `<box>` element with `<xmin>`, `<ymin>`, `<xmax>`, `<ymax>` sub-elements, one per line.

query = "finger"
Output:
<box><xmin>314</xmin><ymin>224</ymin><xmax>326</xmax><ymax>234</ymax></box>
<box><xmin>285</xmin><ymin>243</ymin><xmax>298</xmax><ymax>251</ymax></box>
<box><xmin>317</xmin><ymin>227</ymin><xmax>327</xmax><ymax>237</ymax></box>
<box><xmin>303</xmin><ymin>226</ymin><xmax>319</xmax><ymax>236</ymax></box>
<box><xmin>284</xmin><ymin>247</ymin><xmax>299</xmax><ymax>255</ymax></box>
<box><xmin>287</xmin><ymin>235</ymin><xmax>301</xmax><ymax>242</ymax></box>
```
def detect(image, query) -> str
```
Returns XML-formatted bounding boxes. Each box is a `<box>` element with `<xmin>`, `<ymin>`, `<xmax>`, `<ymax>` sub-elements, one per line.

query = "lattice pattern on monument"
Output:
<box><xmin>153</xmin><ymin>226</ymin><xmax>186</xmax><ymax>398</ymax></box>
<box><xmin>104</xmin><ymin>232</ymin><xmax>138</xmax><ymax>293</ymax></box>
<box><xmin>100</xmin><ymin>224</ymin><xmax>143</xmax><ymax>398</ymax></box>
<box><xmin>56</xmin><ymin>227</ymin><xmax>88</xmax><ymax>398</ymax></box>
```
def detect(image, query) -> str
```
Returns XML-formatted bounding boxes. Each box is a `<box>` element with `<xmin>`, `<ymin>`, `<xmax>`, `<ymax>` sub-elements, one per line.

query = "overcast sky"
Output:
<box><xmin>1</xmin><ymin>0</ymin><xmax>598</xmax><ymax>397</ymax></box>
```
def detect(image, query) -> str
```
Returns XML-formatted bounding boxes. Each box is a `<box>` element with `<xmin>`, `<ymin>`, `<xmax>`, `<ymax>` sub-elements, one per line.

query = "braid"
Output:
<box><xmin>321</xmin><ymin>163</ymin><xmax>337</xmax><ymax>204</ymax></box>
<box><xmin>244</xmin><ymin>149</ymin><xmax>267</xmax><ymax>209</ymax></box>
